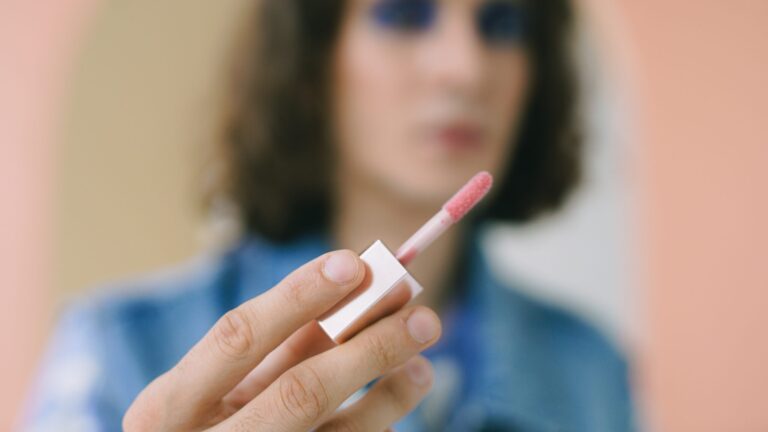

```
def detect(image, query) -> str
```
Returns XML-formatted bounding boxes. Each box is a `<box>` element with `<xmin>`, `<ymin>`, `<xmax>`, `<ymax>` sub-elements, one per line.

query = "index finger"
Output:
<box><xmin>166</xmin><ymin>249</ymin><xmax>366</xmax><ymax>413</ymax></box>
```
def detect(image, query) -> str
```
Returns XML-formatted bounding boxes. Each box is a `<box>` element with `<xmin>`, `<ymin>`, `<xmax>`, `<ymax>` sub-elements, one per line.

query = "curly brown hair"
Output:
<box><xmin>209</xmin><ymin>0</ymin><xmax>581</xmax><ymax>243</ymax></box>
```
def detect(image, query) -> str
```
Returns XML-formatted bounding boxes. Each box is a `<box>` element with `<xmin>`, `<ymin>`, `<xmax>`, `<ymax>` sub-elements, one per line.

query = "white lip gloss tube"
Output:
<box><xmin>317</xmin><ymin>171</ymin><xmax>493</xmax><ymax>343</ymax></box>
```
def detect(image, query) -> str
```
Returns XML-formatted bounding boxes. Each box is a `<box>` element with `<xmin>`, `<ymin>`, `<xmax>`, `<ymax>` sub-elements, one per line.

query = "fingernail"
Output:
<box><xmin>322</xmin><ymin>251</ymin><xmax>359</xmax><ymax>284</ymax></box>
<box><xmin>406</xmin><ymin>309</ymin><xmax>439</xmax><ymax>343</ymax></box>
<box><xmin>405</xmin><ymin>357</ymin><xmax>432</xmax><ymax>387</ymax></box>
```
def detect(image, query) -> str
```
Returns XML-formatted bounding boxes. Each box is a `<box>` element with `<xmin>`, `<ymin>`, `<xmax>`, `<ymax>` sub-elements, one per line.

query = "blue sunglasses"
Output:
<box><xmin>371</xmin><ymin>0</ymin><xmax>527</xmax><ymax>46</ymax></box>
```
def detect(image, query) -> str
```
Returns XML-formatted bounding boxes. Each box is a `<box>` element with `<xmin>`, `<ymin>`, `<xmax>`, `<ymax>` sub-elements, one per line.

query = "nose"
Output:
<box><xmin>421</xmin><ymin>6</ymin><xmax>485</xmax><ymax>97</ymax></box>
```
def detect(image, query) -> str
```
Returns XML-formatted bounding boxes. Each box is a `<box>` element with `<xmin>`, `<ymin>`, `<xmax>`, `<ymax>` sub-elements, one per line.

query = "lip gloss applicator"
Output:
<box><xmin>394</xmin><ymin>171</ymin><xmax>494</xmax><ymax>267</ymax></box>
<box><xmin>317</xmin><ymin>171</ymin><xmax>494</xmax><ymax>343</ymax></box>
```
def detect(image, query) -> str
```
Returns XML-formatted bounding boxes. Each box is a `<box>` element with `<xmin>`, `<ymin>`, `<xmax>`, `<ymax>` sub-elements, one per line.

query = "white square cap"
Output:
<box><xmin>317</xmin><ymin>240</ymin><xmax>423</xmax><ymax>343</ymax></box>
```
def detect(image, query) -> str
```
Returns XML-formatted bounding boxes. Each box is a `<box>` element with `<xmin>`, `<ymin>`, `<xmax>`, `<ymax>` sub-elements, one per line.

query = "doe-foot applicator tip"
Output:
<box><xmin>442</xmin><ymin>171</ymin><xmax>494</xmax><ymax>222</ymax></box>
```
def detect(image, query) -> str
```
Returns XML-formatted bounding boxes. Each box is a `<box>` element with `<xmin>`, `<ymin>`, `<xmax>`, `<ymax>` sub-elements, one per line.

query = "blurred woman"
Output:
<box><xmin>24</xmin><ymin>0</ymin><xmax>634</xmax><ymax>431</ymax></box>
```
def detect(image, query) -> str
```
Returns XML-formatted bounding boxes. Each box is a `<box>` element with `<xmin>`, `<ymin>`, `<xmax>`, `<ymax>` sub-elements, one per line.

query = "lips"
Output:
<box><xmin>433</xmin><ymin>122</ymin><xmax>484</xmax><ymax>151</ymax></box>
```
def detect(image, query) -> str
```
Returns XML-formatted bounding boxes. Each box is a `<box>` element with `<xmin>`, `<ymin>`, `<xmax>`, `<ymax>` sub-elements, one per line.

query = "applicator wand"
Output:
<box><xmin>395</xmin><ymin>171</ymin><xmax>494</xmax><ymax>266</ymax></box>
<box><xmin>318</xmin><ymin>171</ymin><xmax>494</xmax><ymax>343</ymax></box>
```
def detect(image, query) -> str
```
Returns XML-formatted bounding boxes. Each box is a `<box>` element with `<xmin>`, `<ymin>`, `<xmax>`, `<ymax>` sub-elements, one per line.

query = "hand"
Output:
<box><xmin>123</xmin><ymin>249</ymin><xmax>442</xmax><ymax>431</ymax></box>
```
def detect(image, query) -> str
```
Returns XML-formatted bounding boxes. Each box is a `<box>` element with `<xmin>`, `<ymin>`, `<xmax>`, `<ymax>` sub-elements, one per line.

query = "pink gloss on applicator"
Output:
<box><xmin>395</xmin><ymin>171</ymin><xmax>494</xmax><ymax>266</ymax></box>
<box><xmin>317</xmin><ymin>171</ymin><xmax>494</xmax><ymax>343</ymax></box>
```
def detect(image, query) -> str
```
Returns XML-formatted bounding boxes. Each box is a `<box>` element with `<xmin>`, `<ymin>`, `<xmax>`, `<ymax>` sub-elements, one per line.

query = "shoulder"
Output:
<box><xmin>519</xmin><ymin>289</ymin><xmax>626</xmax><ymax>368</ymax></box>
<box><xmin>56</xmin><ymin>231</ymin><xmax>327</xmax><ymax>349</ymax></box>
<box><xmin>72</xmin><ymin>251</ymin><xmax>231</xmax><ymax>333</ymax></box>
<box><xmin>53</xmin><ymin>249</ymin><xmax>242</xmax><ymax>379</ymax></box>
<box><xmin>496</xmin><ymin>276</ymin><xmax>629</xmax><ymax>374</ymax></box>
<box><xmin>493</xmin><ymin>281</ymin><xmax>635</xmax><ymax>429</ymax></box>
<box><xmin>474</xmin><ymin>235</ymin><xmax>628</xmax><ymax>371</ymax></box>
<box><xmin>48</xmin><ymin>231</ymin><xmax>322</xmax><ymax>363</ymax></box>
<box><xmin>68</xmin><ymin>235</ymin><xmax>280</xmax><ymax>333</ymax></box>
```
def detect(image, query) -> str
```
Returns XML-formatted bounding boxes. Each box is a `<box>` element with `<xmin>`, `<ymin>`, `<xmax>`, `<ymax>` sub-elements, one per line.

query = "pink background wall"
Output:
<box><xmin>583</xmin><ymin>0</ymin><xmax>768</xmax><ymax>430</ymax></box>
<box><xmin>0</xmin><ymin>1</ymin><xmax>98</xmax><ymax>429</ymax></box>
<box><xmin>2</xmin><ymin>0</ymin><xmax>767</xmax><ymax>430</ymax></box>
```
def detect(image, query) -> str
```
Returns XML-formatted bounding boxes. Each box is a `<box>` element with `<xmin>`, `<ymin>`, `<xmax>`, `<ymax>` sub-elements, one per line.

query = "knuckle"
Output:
<box><xmin>231</xmin><ymin>406</ymin><xmax>278</xmax><ymax>432</ymax></box>
<box><xmin>281</xmin><ymin>269</ymin><xmax>319</xmax><ymax>305</ymax></box>
<box><xmin>213</xmin><ymin>308</ymin><xmax>258</xmax><ymax>360</ymax></box>
<box><xmin>277</xmin><ymin>365</ymin><xmax>330</xmax><ymax>425</ymax></box>
<box><xmin>364</xmin><ymin>332</ymin><xmax>400</xmax><ymax>371</ymax></box>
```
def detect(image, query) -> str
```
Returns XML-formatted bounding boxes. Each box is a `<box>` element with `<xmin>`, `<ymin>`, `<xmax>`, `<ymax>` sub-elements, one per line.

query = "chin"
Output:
<box><xmin>386</xmin><ymin>163</ymin><xmax>490</xmax><ymax>207</ymax></box>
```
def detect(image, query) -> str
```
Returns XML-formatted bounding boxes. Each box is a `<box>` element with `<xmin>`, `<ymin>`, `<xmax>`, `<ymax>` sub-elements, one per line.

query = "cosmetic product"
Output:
<box><xmin>317</xmin><ymin>171</ymin><xmax>493</xmax><ymax>343</ymax></box>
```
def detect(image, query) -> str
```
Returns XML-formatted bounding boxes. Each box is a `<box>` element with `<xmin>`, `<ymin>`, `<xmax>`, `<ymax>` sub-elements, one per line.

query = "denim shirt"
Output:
<box><xmin>22</xmin><ymin>226</ymin><xmax>634</xmax><ymax>432</ymax></box>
